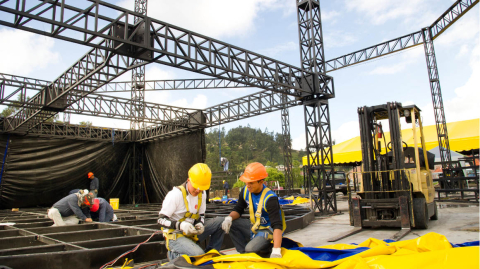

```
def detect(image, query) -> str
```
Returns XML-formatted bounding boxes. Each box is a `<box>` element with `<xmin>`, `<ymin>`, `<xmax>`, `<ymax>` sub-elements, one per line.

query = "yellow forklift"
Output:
<box><xmin>330</xmin><ymin>102</ymin><xmax>437</xmax><ymax>241</ymax></box>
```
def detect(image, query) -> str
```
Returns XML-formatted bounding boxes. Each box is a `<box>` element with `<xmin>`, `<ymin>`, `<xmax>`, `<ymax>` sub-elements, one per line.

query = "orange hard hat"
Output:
<box><xmin>88</xmin><ymin>172</ymin><xmax>94</xmax><ymax>178</ymax></box>
<box><xmin>90</xmin><ymin>199</ymin><xmax>100</xmax><ymax>212</ymax></box>
<box><xmin>239</xmin><ymin>162</ymin><xmax>268</xmax><ymax>183</ymax></box>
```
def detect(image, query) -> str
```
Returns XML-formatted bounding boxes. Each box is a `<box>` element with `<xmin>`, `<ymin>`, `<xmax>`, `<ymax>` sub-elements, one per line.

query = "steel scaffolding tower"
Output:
<box><xmin>297</xmin><ymin>0</ymin><xmax>336</xmax><ymax>214</ymax></box>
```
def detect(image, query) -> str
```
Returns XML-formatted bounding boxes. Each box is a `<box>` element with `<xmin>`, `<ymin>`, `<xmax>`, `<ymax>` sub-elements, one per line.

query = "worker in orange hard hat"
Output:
<box><xmin>88</xmin><ymin>172</ymin><xmax>99</xmax><ymax>198</ymax></box>
<box><xmin>157</xmin><ymin>163</ymin><xmax>226</xmax><ymax>261</ymax></box>
<box><xmin>221</xmin><ymin>162</ymin><xmax>286</xmax><ymax>258</ymax></box>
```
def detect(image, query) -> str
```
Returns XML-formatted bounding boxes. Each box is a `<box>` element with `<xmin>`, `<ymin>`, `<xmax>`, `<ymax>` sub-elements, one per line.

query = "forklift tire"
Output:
<box><xmin>430</xmin><ymin>201</ymin><xmax>438</xmax><ymax>220</ymax></box>
<box><xmin>413</xmin><ymin>198</ymin><xmax>429</xmax><ymax>229</ymax></box>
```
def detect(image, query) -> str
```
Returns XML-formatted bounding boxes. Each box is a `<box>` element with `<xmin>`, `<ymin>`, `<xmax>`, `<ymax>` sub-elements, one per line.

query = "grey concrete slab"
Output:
<box><xmin>285</xmin><ymin>199</ymin><xmax>479</xmax><ymax>247</ymax></box>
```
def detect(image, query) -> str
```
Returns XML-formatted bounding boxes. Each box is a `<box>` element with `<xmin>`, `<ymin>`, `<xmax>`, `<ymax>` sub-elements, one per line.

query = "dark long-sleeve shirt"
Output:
<box><xmin>233</xmin><ymin>187</ymin><xmax>283</xmax><ymax>230</ymax></box>
<box><xmin>91</xmin><ymin>198</ymin><xmax>114</xmax><ymax>222</ymax></box>
<box><xmin>223</xmin><ymin>181</ymin><xmax>229</xmax><ymax>189</ymax></box>
<box><xmin>52</xmin><ymin>194</ymin><xmax>91</xmax><ymax>221</ymax></box>
<box><xmin>90</xmin><ymin>177</ymin><xmax>99</xmax><ymax>192</ymax></box>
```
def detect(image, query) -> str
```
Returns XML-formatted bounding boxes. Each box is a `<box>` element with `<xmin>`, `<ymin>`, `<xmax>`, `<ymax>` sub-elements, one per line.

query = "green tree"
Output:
<box><xmin>265</xmin><ymin>167</ymin><xmax>285</xmax><ymax>187</ymax></box>
<box><xmin>79</xmin><ymin>121</ymin><xmax>93</xmax><ymax>127</ymax></box>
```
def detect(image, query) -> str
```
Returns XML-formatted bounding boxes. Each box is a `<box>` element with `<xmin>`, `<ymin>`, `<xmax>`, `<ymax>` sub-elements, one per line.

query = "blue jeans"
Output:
<box><xmin>167</xmin><ymin>217</ymin><xmax>225</xmax><ymax>260</ymax></box>
<box><xmin>224</xmin><ymin>161</ymin><xmax>229</xmax><ymax>171</ymax></box>
<box><xmin>228</xmin><ymin>218</ymin><xmax>272</xmax><ymax>253</ymax></box>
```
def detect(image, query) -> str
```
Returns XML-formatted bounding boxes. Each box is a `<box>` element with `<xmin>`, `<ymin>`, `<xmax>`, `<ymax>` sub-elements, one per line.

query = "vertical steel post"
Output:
<box><xmin>297</xmin><ymin>0</ymin><xmax>336</xmax><ymax>213</ymax></box>
<box><xmin>422</xmin><ymin>27</ymin><xmax>452</xmax><ymax>174</ymax></box>
<box><xmin>281</xmin><ymin>93</ymin><xmax>294</xmax><ymax>193</ymax></box>
<box><xmin>131</xmin><ymin>0</ymin><xmax>148</xmax><ymax>131</ymax></box>
<box><xmin>130</xmin><ymin>0</ymin><xmax>148</xmax><ymax>204</ymax></box>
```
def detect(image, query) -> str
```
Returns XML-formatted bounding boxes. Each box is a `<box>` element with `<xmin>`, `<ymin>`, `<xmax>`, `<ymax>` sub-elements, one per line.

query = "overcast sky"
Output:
<box><xmin>0</xmin><ymin>0</ymin><xmax>478</xmax><ymax>150</ymax></box>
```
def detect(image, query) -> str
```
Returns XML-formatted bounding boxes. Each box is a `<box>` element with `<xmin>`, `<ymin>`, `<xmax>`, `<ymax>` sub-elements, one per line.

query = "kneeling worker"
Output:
<box><xmin>221</xmin><ymin>162</ymin><xmax>286</xmax><ymax>258</ymax></box>
<box><xmin>48</xmin><ymin>192</ymin><xmax>94</xmax><ymax>226</ymax></box>
<box><xmin>90</xmin><ymin>198</ymin><xmax>115</xmax><ymax>222</ymax></box>
<box><xmin>157</xmin><ymin>163</ymin><xmax>225</xmax><ymax>260</ymax></box>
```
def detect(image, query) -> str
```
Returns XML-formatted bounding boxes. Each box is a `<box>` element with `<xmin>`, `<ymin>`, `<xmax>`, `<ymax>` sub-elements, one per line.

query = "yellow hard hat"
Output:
<box><xmin>188</xmin><ymin>163</ymin><xmax>212</xmax><ymax>190</ymax></box>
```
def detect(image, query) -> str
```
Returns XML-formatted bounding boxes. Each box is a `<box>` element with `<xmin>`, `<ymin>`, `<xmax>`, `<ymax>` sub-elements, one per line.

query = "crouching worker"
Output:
<box><xmin>157</xmin><ymin>163</ymin><xmax>225</xmax><ymax>261</ymax></box>
<box><xmin>221</xmin><ymin>162</ymin><xmax>286</xmax><ymax>258</ymax></box>
<box><xmin>47</xmin><ymin>192</ymin><xmax>94</xmax><ymax>226</ymax></box>
<box><xmin>90</xmin><ymin>198</ymin><xmax>115</xmax><ymax>222</ymax></box>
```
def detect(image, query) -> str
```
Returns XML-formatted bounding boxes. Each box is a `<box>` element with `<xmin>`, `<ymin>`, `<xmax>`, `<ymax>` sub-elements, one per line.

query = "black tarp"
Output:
<box><xmin>143</xmin><ymin>130</ymin><xmax>206</xmax><ymax>203</ymax></box>
<box><xmin>0</xmin><ymin>134</ymin><xmax>131</xmax><ymax>208</ymax></box>
<box><xmin>0</xmin><ymin>130</ymin><xmax>206</xmax><ymax>209</ymax></box>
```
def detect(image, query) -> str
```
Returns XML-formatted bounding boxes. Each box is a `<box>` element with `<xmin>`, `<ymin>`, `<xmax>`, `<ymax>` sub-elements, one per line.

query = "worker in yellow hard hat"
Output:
<box><xmin>157</xmin><ymin>163</ymin><xmax>225</xmax><ymax>261</ymax></box>
<box><xmin>223</xmin><ymin>180</ymin><xmax>229</xmax><ymax>197</ymax></box>
<box><xmin>221</xmin><ymin>162</ymin><xmax>286</xmax><ymax>258</ymax></box>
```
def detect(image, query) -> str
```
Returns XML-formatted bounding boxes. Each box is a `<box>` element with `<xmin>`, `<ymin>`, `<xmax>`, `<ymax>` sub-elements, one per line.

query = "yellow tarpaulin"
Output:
<box><xmin>302</xmin><ymin>119</ymin><xmax>479</xmax><ymax>165</ymax></box>
<box><xmin>184</xmin><ymin>232</ymin><xmax>479</xmax><ymax>269</ymax></box>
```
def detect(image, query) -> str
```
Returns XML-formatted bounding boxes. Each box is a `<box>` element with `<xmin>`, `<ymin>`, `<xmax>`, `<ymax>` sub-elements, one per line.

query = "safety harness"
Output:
<box><xmin>163</xmin><ymin>185</ymin><xmax>202</xmax><ymax>250</ymax></box>
<box><xmin>248</xmin><ymin>187</ymin><xmax>286</xmax><ymax>240</ymax></box>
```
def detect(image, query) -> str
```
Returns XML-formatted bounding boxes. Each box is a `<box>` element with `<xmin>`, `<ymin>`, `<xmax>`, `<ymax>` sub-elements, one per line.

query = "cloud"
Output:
<box><xmin>344</xmin><ymin>0</ymin><xmax>438</xmax><ymax>27</ymax></box>
<box><xmin>324</xmin><ymin>31</ymin><xmax>358</xmax><ymax>48</ymax></box>
<box><xmin>427</xmin><ymin>40</ymin><xmax>480</xmax><ymax>124</ymax></box>
<box><xmin>368</xmin><ymin>46</ymin><xmax>424</xmax><ymax>75</ymax></box>
<box><xmin>0</xmin><ymin>29</ymin><xmax>60</xmax><ymax>76</ymax></box>
<box><xmin>322</xmin><ymin>10</ymin><xmax>341</xmax><ymax>22</ymax></box>
<box><xmin>170</xmin><ymin>94</ymin><xmax>208</xmax><ymax>109</ymax></box>
<box><xmin>331</xmin><ymin>121</ymin><xmax>361</xmax><ymax>144</ymax></box>
<box><xmin>258</xmin><ymin>41</ymin><xmax>297</xmax><ymax>57</ymax></box>
<box><xmin>117</xmin><ymin>0</ymin><xmax>295</xmax><ymax>39</ymax></box>
<box><xmin>292</xmin><ymin>132</ymin><xmax>306</xmax><ymax>151</ymax></box>
<box><xmin>435</xmin><ymin>15</ymin><xmax>480</xmax><ymax>48</ymax></box>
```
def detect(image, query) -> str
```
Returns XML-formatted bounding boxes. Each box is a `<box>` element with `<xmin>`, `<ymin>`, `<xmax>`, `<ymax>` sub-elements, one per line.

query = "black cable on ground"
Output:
<box><xmin>99</xmin><ymin>231</ymin><xmax>162</xmax><ymax>269</ymax></box>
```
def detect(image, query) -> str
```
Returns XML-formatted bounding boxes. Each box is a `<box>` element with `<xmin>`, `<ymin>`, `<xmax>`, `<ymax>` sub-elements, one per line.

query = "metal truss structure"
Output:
<box><xmin>422</xmin><ymin>27</ymin><xmax>452</xmax><ymax>173</ymax></box>
<box><xmin>281</xmin><ymin>95</ymin><xmax>294</xmax><ymax>194</ymax></box>
<box><xmin>98</xmin><ymin>78</ymin><xmax>251</xmax><ymax>93</ymax></box>
<box><xmin>297</xmin><ymin>0</ymin><xmax>336</xmax><ymax>214</ymax></box>
<box><xmin>0</xmin><ymin>0</ymin><xmax>477</xmax><ymax>211</ymax></box>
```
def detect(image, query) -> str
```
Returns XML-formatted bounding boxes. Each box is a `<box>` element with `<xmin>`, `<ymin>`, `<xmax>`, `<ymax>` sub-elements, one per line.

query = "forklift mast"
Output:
<box><xmin>358</xmin><ymin>102</ymin><xmax>410</xmax><ymax>200</ymax></box>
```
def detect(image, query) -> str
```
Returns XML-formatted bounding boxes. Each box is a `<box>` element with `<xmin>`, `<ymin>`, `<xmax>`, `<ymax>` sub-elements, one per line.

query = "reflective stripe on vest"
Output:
<box><xmin>247</xmin><ymin>186</ymin><xmax>287</xmax><ymax>235</ymax></box>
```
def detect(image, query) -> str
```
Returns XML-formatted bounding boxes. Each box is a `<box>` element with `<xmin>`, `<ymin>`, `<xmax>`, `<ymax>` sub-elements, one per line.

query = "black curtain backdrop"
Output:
<box><xmin>0</xmin><ymin>130</ymin><xmax>205</xmax><ymax>209</ymax></box>
<box><xmin>144</xmin><ymin>130</ymin><xmax>206</xmax><ymax>203</ymax></box>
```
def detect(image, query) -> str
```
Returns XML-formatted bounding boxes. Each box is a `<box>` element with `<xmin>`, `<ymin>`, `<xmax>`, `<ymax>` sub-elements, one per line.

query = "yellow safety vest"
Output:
<box><xmin>163</xmin><ymin>185</ymin><xmax>202</xmax><ymax>250</ymax></box>
<box><xmin>248</xmin><ymin>187</ymin><xmax>286</xmax><ymax>240</ymax></box>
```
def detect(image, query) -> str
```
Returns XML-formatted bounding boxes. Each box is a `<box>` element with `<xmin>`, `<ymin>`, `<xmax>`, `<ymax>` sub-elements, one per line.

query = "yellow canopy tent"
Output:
<box><xmin>302</xmin><ymin>119</ymin><xmax>479</xmax><ymax>166</ymax></box>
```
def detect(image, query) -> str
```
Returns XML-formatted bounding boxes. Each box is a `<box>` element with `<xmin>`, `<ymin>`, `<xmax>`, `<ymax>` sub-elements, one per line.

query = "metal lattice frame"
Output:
<box><xmin>130</xmin><ymin>0</ymin><xmax>148</xmax><ymax>131</ymax></box>
<box><xmin>303</xmin><ymin>98</ymin><xmax>336</xmax><ymax>213</ymax></box>
<box><xmin>0</xmin><ymin>0</ymin><xmax>333</xmax><ymax>135</ymax></box>
<box><xmin>98</xmin><ymin>78</ymin><xmax>251</xmax><ymax>93</ymax></box>
<box><xmin>138</xmin><ymin>90</ymin><xmax>300</xmax><ymax>141</ymax></box>
<box><xmin>422</xmin><ymin>27</ymin><xmax>452</xmax><ymax>171</ymax></box>
<box><xmin>281</xmin><ymin>94</ymin><xmax>294</xmax><ymax>193</ymax></box>
<box><xmin>3</xmin><ymin>45</ymin><xmax>139</xmax><ymax>132</ymax></box>
<box><xmin>297</xmin><ymin>0</ymin><xmax>336</xmax><ymax>214</ymax></box>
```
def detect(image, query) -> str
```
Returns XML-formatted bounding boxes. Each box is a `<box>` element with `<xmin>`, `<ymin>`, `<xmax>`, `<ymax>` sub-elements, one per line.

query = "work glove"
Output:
<box><xmin>180</xmin><ymin>221</ymin><xmax>197</xmax><ymax>236</ymax></box>
<box><xmin>270</xmin><ymin>247</ymin><xmax>282</xmax><ymax>258</ymax></box>
<box><xmin>194</xmin><ymin>223</ymin><xmax>205</xmax><ymax>234</ymax></box>
<box><xmin>222</xmin><ymin>216</ymin><xmax>232</xmax><ymax>234</ymax></box>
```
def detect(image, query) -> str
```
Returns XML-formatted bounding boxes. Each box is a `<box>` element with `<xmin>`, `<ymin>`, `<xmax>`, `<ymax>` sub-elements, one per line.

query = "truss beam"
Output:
<box><xmin>136</xmin><ymin>90</ymin><xmax>301</xmax><ymax>142</ymax></box>
<box><xmin>1</xmin><ymin>122</ymin><xmax>132</xmax><ymax>142</ymax></box>
<box><xmin>0</xmin><ymin>0</ymin><xmax>334</xmax><ymax>98</ymax></box>
<box><xmin>98</xmin><ymin>78</ymin><xmax>251</xmax><ymax>93</ymax></box>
